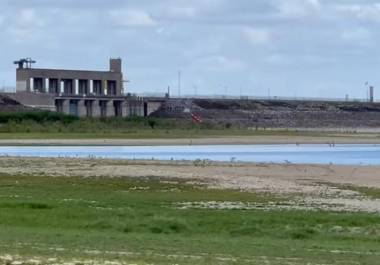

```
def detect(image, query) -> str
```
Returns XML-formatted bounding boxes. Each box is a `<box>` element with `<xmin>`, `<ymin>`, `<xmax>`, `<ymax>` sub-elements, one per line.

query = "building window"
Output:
<box><xmin>79</xmin><ymin>80</ymin><xmax>89</xmax><ymax>95</ymax></box>
<box><xmin>93</xmin><ymin>80</ymin><xmax>102</xmax><ymax>95</ymax></box>
<box><xmin>62</xmin><ymin>79</ymin><xmax>74</xmax><ymax>95</ymax></box>
<box><xmin>33</xmin><ymin>78</ymin><xmax>44</xmax><ymax>92</ymax></box>
<box><xmin>49</xmin><ymin>79</ymin><xmax>59</xmax><ymax>94</ymax></box>
<box><xmin>107</xmin><ymin>80</ymin><xmax>117</xmax><ymax>95</ymax></box>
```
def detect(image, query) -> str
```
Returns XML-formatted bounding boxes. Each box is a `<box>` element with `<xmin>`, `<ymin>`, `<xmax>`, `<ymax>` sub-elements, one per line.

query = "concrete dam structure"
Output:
<box><xmin>5</xmin><ymin>58</ymin><xmax>380</xmax><ymax>130</ymax></box>
<box><xmin>9</xmin><ymin>58</ymin><xmax>163</xmax><ymax>117</ymax></box>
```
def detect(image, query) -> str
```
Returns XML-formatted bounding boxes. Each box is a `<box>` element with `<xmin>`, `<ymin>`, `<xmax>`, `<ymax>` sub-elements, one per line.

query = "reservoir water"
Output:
<box><xmin>0</xmin><ymin>144</ymin><xmax>380</xmax><ymax>165</ymax></box>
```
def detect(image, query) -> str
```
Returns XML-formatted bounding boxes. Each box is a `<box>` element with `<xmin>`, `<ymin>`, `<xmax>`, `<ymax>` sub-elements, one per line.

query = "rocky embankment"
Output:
<box><xmin>152</xmin><ymin>99</ymin><xmax>380</xmax><ymax>129</ymax></box>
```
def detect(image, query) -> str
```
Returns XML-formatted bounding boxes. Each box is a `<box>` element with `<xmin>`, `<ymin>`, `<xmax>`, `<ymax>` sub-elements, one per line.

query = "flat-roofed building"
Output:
<box><xmin>13</xmin><ymin>58</ymin><xmax>129</xmax><ymax>117</ymax></box>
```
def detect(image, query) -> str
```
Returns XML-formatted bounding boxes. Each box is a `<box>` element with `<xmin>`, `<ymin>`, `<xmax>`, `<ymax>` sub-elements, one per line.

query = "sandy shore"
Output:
<box><xmin>1</xmin><ymin>157</ymin><xmax>378</xmax><ymax>188</ymax></box>
<box><xmin>0</xmin><ymin>134</ymin><xmax>380</xmax><ymax>145</ymax></box>
<box><xmin>1</xmin><ymin>157</ymin><xmax>380</xmax><ymax>213</ymax></box>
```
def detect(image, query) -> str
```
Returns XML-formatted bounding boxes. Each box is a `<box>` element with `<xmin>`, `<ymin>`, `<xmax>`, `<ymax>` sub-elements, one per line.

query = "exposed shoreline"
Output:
<box><xmin>1</xmin><ymin>156</ymin><xmax>379</xmax><ymax>213</ymax></box>
<box><xmin>1</xmin><ymin>156</ymin><xmax>378</xmax><ymax>186</ymax></box>
<box><xmin>1</xmin><ymin>157</ymin><xmax>379</xmax><ymax>264</ymax></box>
<box><xmin>0</xmin><ymin>134</ymin><xmax>380</xmax><ymax>146</ymax></box>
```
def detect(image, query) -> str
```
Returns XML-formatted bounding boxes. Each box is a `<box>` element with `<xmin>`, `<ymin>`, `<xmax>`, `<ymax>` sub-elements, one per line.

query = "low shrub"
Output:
<box><xmin>0</xmin><ymin>111</ymin><xmax>78</xmax><ymax>124</ymax></box>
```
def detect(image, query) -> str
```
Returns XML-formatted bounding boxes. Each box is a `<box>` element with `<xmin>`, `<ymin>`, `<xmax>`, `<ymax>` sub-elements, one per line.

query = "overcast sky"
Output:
<box><xmin>0</xmin><ymin>0</ymin><xmax>379</xmax><ymax>99</ymax></box>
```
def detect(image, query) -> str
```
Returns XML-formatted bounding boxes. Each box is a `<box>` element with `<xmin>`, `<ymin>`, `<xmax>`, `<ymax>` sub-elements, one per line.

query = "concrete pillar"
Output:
<box><xmin>125</xmin><ymin>100</ymin><xmax>131</xmax><ymax>117</ymax></box>
<box><xmin>75</xmin><ymin>79</ymin><xmax>79</xmax><ymax>95</ymax></box>
<box><xmin>62</xmin><ymin>99</ymin><xmax>70</xmax><ymax>115</ymax></box>
<box><xmin>104</xmin><ymin>80</ymin><xmax>108</xmax><ymax>95</ymax></box>
<box><xmin>121</xmin><ymin>101</ymin><xmax>127</xmax><ymax>117</ymax></box>
<box><xmin>30</xmin><ymin>78</ymin><xmax>34</xmax><ymax>92</ymax></box>
<box><xmin>92</xmin><ymin>100</ymin><xmax>101</xmax><ymax>117</ymax></box>
<box><xmin>106</xmin><ymin>100</ymin><xmax>114</xmax><ymax>117</ymax></box>
<box><xmin>60</xmin><ymin>80</ymin><xmax>64</xmax><ymax>94</ymax></box>
<box><xmin>89</xmin><ymin>80</ymin><xmax>94</xmax><ymax>94</ymax></box>
<box><xmin>45</xmin><ymin>78</ymin><xmax>49</xmax><ymax>93</ymax></box>
<box><xmin>78</xmin><ymin>100</ymin><xmax>86</xmax><ymax>117</ymax></box>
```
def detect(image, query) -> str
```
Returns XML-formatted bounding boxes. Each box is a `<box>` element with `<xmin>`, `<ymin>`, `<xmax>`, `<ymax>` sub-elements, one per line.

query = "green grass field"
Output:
<box><xmin>0</xmin><ymin>111</ymin><xmax>367</xmax><ymax>140</ymax></box>
<box><xmin>0</xmin><ymin>129</ymin><xmax>336</xmax><ymax>140</ymax></box>
<box><xmin>0</xmin><ymin>174</ymin><xmax>380</xmax><ymax>264</ymax></box>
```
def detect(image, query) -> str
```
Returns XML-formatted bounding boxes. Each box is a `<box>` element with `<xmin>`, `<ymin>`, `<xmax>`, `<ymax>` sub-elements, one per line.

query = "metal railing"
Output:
<box><xmin>132</xmin><ymin>92</ymin><xmax>371</xmax><ymax>103</ymax></box>
<box><xmin>0</xmin><ymin>87</ymin><xmax>16</xmax><ymax>93</ymax></box>
<box><xmin>2</xmin><ymin>88</ymin><xmax>375</xmax><ymax>103</ymax></box>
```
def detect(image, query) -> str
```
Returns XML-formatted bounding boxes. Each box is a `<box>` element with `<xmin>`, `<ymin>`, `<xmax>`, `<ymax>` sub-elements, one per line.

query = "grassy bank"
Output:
<box><xmin>0</xmin><ymin>111</ymin><xmax>368</xmax><ymax>140</ymax></box>
<box><xmin>0</xmin><ymin>111</ymin><xmax>243</xmax><ymax>138</ymax></box>
<box><xmin>0</xmin><ymin>174</ymin><xmax>380</xmax><ymax>264</ymax></box>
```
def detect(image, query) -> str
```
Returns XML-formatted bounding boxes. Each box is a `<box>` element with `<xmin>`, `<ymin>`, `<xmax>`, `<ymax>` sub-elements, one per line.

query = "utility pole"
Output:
<box><xmin>178</xmin><ymin>71</ymin><xmax>181</xmax><ymax>98</ymax></box>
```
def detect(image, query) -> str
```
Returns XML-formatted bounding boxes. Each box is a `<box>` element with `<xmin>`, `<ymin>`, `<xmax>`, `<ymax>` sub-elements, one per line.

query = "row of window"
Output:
<box><xmin>31</xmin><ymin>78</ymin><xmax>118</xmax><ymax>96</ymax></box>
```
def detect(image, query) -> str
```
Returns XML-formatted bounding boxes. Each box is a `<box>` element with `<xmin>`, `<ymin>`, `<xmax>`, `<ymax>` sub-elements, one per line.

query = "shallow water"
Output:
<box><xmin>0</xmin><ymin>144</ymin><xmax>379</xmax><ymax>165</ymax></box>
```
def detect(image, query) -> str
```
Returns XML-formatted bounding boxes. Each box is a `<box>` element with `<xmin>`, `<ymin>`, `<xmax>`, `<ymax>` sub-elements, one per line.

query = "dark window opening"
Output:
<box><xmin>49</xmin><ymin>79</ymin><xmax>59</xmax><ymax>94</ymax></box>
<box><xmin>62</xmin><ymin>79</ymin><xmax>74</xmax><ymax>95</ymax></box>
<box><xmin>33</xmin><ymin>78</ymin><xmax>44</xmax><ymax>92</ymax></box>
<box><xmin>107</xmin><ymin>80</ymin><xmax>117</xmax><ymax>95</ymax></box>
<box><xmin>79</xmin><ymin>80</ymin><xmax>89</xmax><ymax>95</ymax></box>
<box><xmin>114</xmin><ymin>101</ymin><xmax>123</xmax><ymax>117</ymax></box>
<box><xmin>144</xmin><ymin>102</ymin><xmax>148</xmax><ymax>117</ymax></box>
<box><xmin>93</xmin><ymin>80</ymin><xmax>103</xmax><ymax>95</ymax></box>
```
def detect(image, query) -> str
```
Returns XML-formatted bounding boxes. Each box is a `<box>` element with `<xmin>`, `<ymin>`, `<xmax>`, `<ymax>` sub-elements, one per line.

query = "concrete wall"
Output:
<box><xmin>146</xmin><ymin>101</ymin><xmax>163</xmax><ymax>116</ymax></box>
<box><xmin>8</xmin><ymin>92</ymin><xmax>165</xmax><ymax>119</ymax></box>
<box><xmin>8</xmin><ymin>91</ymin><xmax>55</xmax><ymax>111</ymax></box>
<box><xmin>125</xmin><ymin>98</ymin><xmax>145</xmax><ymax>117</ymax></box>
<box><xmin>92</xmin><ymin>100</ymin><xmax>101</xmax><ymax>117</ymax></box>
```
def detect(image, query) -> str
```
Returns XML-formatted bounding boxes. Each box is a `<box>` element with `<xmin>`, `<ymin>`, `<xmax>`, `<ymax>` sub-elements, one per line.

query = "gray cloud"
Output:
<box><xmin>0</xmin><ymin>0</ymin><xmax>379</xmax><ymax>99</ymax></box>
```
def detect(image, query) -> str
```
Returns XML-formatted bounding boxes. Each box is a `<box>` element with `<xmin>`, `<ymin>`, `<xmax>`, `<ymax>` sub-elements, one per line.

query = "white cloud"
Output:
<box><xmin>335</xmin><ymin>3</ymin><xmax>380</xmax><ymax>22</ymax></box>
<box><xmin>276</xmin><ymin>0</ymin><xmax>321</xmax><ymax>18</ymax></box>
<box><xmin>242</xmin><ymin>27</ymin><xmax>271</xmax><ymax>45</ymax></box>
<box><xmin>265</xmin><ymin>52</ymin><xmax>337</xmax><ymax>67</ymax></box>
<box><xmin>109</xmin><ymin>9</ymin><xmax>156</xmax><ymax>27</ymax></box>
<box><xmin>167</xmin><ymin>6</ymin><xmax>197</xmax><ymax>18</ymax></box>
<box><xmin>17</xmin><ymin>9</ymin><xmax>45</xmax><ymax>28</ymax></box>
<box><xmin>196</xmin><ymin>55</ymin><xmax>245</xmax><ymax>72</ymax></box>
<box><xmin>341</xmin><ymin>27</ymin><xmax>372</xmax><ymax>43</ymax></box>
<box><xmin>6</xmin><ymin>9</ymin><xmax>46</xmax><ymax>43</ymax></box>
